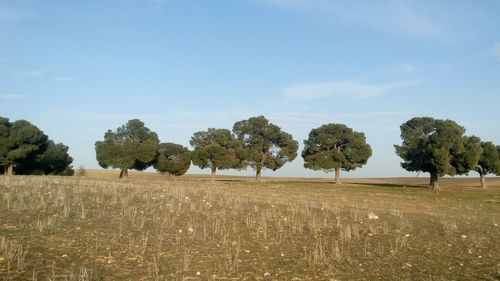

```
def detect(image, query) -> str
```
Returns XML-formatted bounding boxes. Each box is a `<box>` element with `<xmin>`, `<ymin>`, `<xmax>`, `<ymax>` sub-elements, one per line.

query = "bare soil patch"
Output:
<box><xmin>0</xmin><ymin>174</ymin><xmax>499</xmax><ymax>280</ymax></box>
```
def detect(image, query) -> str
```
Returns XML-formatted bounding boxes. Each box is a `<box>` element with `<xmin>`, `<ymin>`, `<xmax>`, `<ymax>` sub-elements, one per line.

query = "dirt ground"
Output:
<box><xmin>0</xmin><ymin>172</ymin><xmax>499</xmax><ymax>280</ymax></box>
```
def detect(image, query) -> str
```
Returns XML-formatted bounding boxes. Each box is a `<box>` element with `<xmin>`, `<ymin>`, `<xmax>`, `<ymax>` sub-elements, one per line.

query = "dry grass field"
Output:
<box><xmin>0</xmin><ymin>171</ymin><xmax>499</xmax><ymax>280</ymax></box>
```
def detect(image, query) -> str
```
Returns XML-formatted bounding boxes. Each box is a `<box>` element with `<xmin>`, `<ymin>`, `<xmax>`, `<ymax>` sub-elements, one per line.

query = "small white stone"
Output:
<box><xmin>196</xmin><ymin>272</ymin><xmax>201</xmax><ymax>276</ymax></box>
<box><xmin>368</xmin><ymin>213</ymin><xmax>379</xmax><ymax>220</ymax></box>
<box><xmin>405</xmin><ymin>234</ymin><xmax>410</xmax><ymax>238</ymax></box>
<box><xmin>460</xmin><ymin>234</ymin><xmax>467</xmax><ymax>239</ymax></box>
<box><xmin>264</xmin><ymin>272</ymin><xmax>271</xmax><ymax>277</ymax></box>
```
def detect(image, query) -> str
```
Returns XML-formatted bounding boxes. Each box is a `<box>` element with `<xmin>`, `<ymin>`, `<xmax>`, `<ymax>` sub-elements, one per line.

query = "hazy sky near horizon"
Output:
<box><xmin>1</xmin><ymin>0</ymin><xmax>500</xmax><ymax>178</ymax></box>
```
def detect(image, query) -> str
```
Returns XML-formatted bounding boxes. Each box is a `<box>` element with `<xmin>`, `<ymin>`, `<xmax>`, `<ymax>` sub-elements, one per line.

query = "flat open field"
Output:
<box><xmin>0</xmin><ymin>172</ymin><xmax>499</xmax><ymax>280</ymax></box>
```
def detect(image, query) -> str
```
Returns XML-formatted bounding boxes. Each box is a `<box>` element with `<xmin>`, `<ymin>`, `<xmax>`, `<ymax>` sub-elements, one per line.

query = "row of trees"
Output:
<box><xmin>395</xmin><ymin>117</ymin><xmax>500</xmax><ymax>189</ymax></box>
<box><xmin>2</xmin><ymin>115</ymin><xmax>497</xmax><ymax>190</ymax></box>
<box><xmin>94</xmin><ymin>116</ymin><xmax>372</xmax><ymax>183</ymax></box>
<box><xmin>95</xmin><ymin>116</ymin><xmax>500</xmax><ymax>189</ymax></box>
<box><xmin>0</xmin><ymin>117</ymin><xmax>74</xmax><ymax>176</ymax></box>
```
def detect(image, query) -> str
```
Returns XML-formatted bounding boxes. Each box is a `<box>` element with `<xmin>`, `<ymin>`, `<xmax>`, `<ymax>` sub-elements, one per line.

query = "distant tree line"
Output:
<box><xmin>0</xmin><ymin>117</ymin><xmax>73</xmax><ymax>176</ymax></box>
<box><xmin>94</xmin><ymin>115</ymin><xmax>499</xmax><ymax>189</ymax></box>
<box><xmin>94</xmin><ymin>116</ymin><xmax>372</xmax><ymax>183</ymax></box>
<box><xmin>2</xmin><ymin>114</ymin><xmax>498</xmax><ymax>190</ymax></box>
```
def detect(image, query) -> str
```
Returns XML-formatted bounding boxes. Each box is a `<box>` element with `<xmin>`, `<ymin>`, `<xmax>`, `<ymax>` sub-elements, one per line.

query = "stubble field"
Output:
<box><xmin>0</xmin><ymin>172</ymin><xmax>499</xmax><ymax>281</ymax></box>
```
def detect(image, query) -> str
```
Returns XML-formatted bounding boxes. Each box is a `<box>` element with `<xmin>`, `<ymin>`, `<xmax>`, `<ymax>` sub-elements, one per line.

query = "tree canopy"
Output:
<box><xmin>302</xmin><ymin>123</ymin><xmax>372</xmax><ymax>184</ymax></box>
<box><xmin>95</xmin><ymin>119</ymin><xmax>159</xmax><ymax>178</ymax></box>
<box><xmin>190</xmin><ymin>128</ymin><xmax>244</xmax><ymax>180</ymax></box>
<box><xmin>1</xmin><ymin>119</ymin><xmax>49</xmax><ymax>175</ymax></box>
<box><xmin>0</xmin><ymin>117</ymin><xmax>11</xmax><ymax>173</ymax></box>
<box><xmin>0</xmin><ymin>117</ymin><xmax>73</xmax><ymax>176</ymax></box>
<box><xmin>395</xmin><ymin>117</ymin><xmax>481</xmax><ymax>190</ymax></box>
<box><xmin>233</xmin><ymin>116</ymin><xmax>298</xmax><ymax>180</ymax></box>
<box><xmin>154</xmin><ymin>142</ymin><xmax>191</xmax><ymax>177</ymax></box>
<box><xmin>15</xmin><ymin>140</ymin><xmax>74</xmax><ymax>176</ymax></box>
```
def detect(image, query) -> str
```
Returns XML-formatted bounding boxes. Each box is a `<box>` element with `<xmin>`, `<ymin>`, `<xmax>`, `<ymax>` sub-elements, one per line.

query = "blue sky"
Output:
<box><xmin>1</xmin><ymin>0</ymin><xmax>500</xmax><ymax>178</ymax></box>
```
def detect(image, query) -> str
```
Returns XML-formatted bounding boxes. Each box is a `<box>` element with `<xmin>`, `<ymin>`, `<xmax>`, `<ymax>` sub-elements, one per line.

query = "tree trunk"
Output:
<box><xmin>7</xmin><ymin>163</ymin><xmax>14</xmax><ymax>176</ymax></box>
<box><xmin>334</xmin><ymin>168</ymin><xmax>341</xmax><ymax>184</ymax></box>
<box><xmin>430</xmin><ymin>173</ymin><xmax>440</xmax><ymax>190</ymax></box>
<box><xmin>255</xmin><ymin>166</ymin><xmax>262</xmax><ymax>181</ymax></box>
<box><xmin>256</xmin><ymin>152</ymin><xmax>266</xmax><ymax>182</ymax></box>
<box><xmin>480</xmin><ymin>174</ymin><xmax>487</xmax><ymax>189</ymax></box>
<box><xmin>119</xmin><ymin>168</ymin><xmax>128</xmax><ymax>179</ymax></box>
<box><xmin>476</xmin><ymin>166</ymin><xmax>487</xmax><ymax>189</ymax></box>
<box><xmin>3</xmin><ymin>166</ymin><xmax>7</xmax><ymax>175</ymax></box>
<box><xmin>211</xmin><ymin>166</ymin><xmax>216</xmax><ymax>182</ymax></box>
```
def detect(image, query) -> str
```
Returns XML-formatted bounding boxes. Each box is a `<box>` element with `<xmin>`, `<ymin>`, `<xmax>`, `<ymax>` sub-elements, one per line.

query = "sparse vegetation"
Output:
<box><xmin>0</xmin><ymin>175</ymin><xmax>498</xmax><ymax>280</ymax></box>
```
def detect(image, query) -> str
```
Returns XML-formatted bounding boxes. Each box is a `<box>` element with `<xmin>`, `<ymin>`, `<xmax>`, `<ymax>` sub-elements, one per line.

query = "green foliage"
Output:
<box><xmin>395</xmin><ymin>117</ymin><xmax>481</xmax><ymax>187</ymax></box>
<box><xmin>154</xmin><ymin>143</ymin><xmax>191</xmax><ymax>176</ymax></box>
<box><xmin>16</xmin><ymin>140</ymin><xmax>74</xmax><ymax>175</ymax></box>
<box><xmin>0</xmin><ymin>117</ymin><xmax>11</xmax><ymax>170</ymax></box>
<box><xmin>190</xmin><ymin>128</ymin><xmax>244</xmax><ymax>174</ymax></box>
<box><xmin>2</xmin><ymin>119</ymin><xmax>49</xmax><ymax>174</ymax></box>
<box><xmin>95</xmin><ymin>119</ymin><xmax>159</xmax><ymax>177</ymax></box>
<box><xmin>233</xmin><ymin>116</ymin><xmax>298</xmax><ymax>177</ymax></box>
<box><xmin>6</xmin><ymin>120</ymin><xmax>48</xmax><ymax>162</ymax></box>
<box><xmin>0</xmin><ymin>117</ymin><xmax>73</xmax><ymax>175</ymax></box>
<box><xmin>478</xmin><ymin>142</ymin><xmax>500</xmax><ymax>175</ymax></box>
<box><xmin>301</xmin><ymin>123</ymin><xmax>372</xmax><ymax>175</ymax></box>
<box><xmin>453</xmin><ymin>136</ymin><xmax>482</xmax><ymax>175</ymax></box>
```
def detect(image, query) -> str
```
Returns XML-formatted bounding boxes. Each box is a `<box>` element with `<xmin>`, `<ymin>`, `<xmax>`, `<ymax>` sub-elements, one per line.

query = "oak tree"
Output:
<box><xmin>16</xmin><ymin>140</ymin><xmax>74</xmax><ymax>175</ymax></box>
<box><xmin>1</xmin><ymin>119</ymin><xmax>48</xmax><ymax>176</ymax></box>
<box><xmin>154</xmin><ymin>142</ymin><xmax>191</xmax><ymax>177</ymax></box>
<box><xmin>395</xmin><ymin>117</ymin><xmax>477</xmax><ymax>190</ymax></box>
<box><xmin>95</xmin><ymin>119</ymin><xmax>159</xmax><ymax>178</ymax></box>
<box><xmin>233</xmin><ymin>116</ymin><xmax>298</xmax><ymax>180</ymax></box>
<box><xmin>476</xmin><ymin>141</ymin><xmax>500</xmax><ymax>188</ymax></box>
<box><xmin>190</xmin><ymin>128</ymin><xmax>244</xmax><ymax>181</ymax></box>
<box><xmin>302</xmin><ymin>123</ymin><xmax>372</xmax><ymax>184</ymax></box>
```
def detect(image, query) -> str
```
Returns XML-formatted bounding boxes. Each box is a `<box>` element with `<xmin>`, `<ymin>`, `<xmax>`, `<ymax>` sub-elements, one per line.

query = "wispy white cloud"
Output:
<box><xmin>0</xmin><ymin>7</ymin><xmax>22</xmax><ymax>21</ymax></box>
<box><xmin>490</xmin><ymin>43</ymin><xmax>500</xmax><ymax>62</ymax></box>
<box><xmin>43</xmin><ymin>112</ymin><xmax>164</xmax><ymax>123</ymax></box>
<box><xmin>0</xmin><ymin>94</ymin><xmax>28</xmax><ymax>99</ymax></box>
<box><xmin>281</xmin><ymin>79</ymin><xmax>419</xmax><ymax>102</ymax></box>
<box><xmin>258</xmin><ymin>0</ymin><xmax>443</xmax><ymax>37</ymax></box>
<box><xmin>392</xmin><ymin>63</ymin><xmax>415</xmax><ymax>73</ymax></box>
<box><xmin>0</xmin><ymin>5</ymin><xmax>35</xmax><ymax>21</ymax></box>
<box><xmin>54</xmin><ymin>76</ymin><xmax>74</xmax><ymax>82</ymax></box>
<box><xmin>17</xmin><ymin>70</ymin><xmax>44</xmax><ymax>77</ymax></box>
